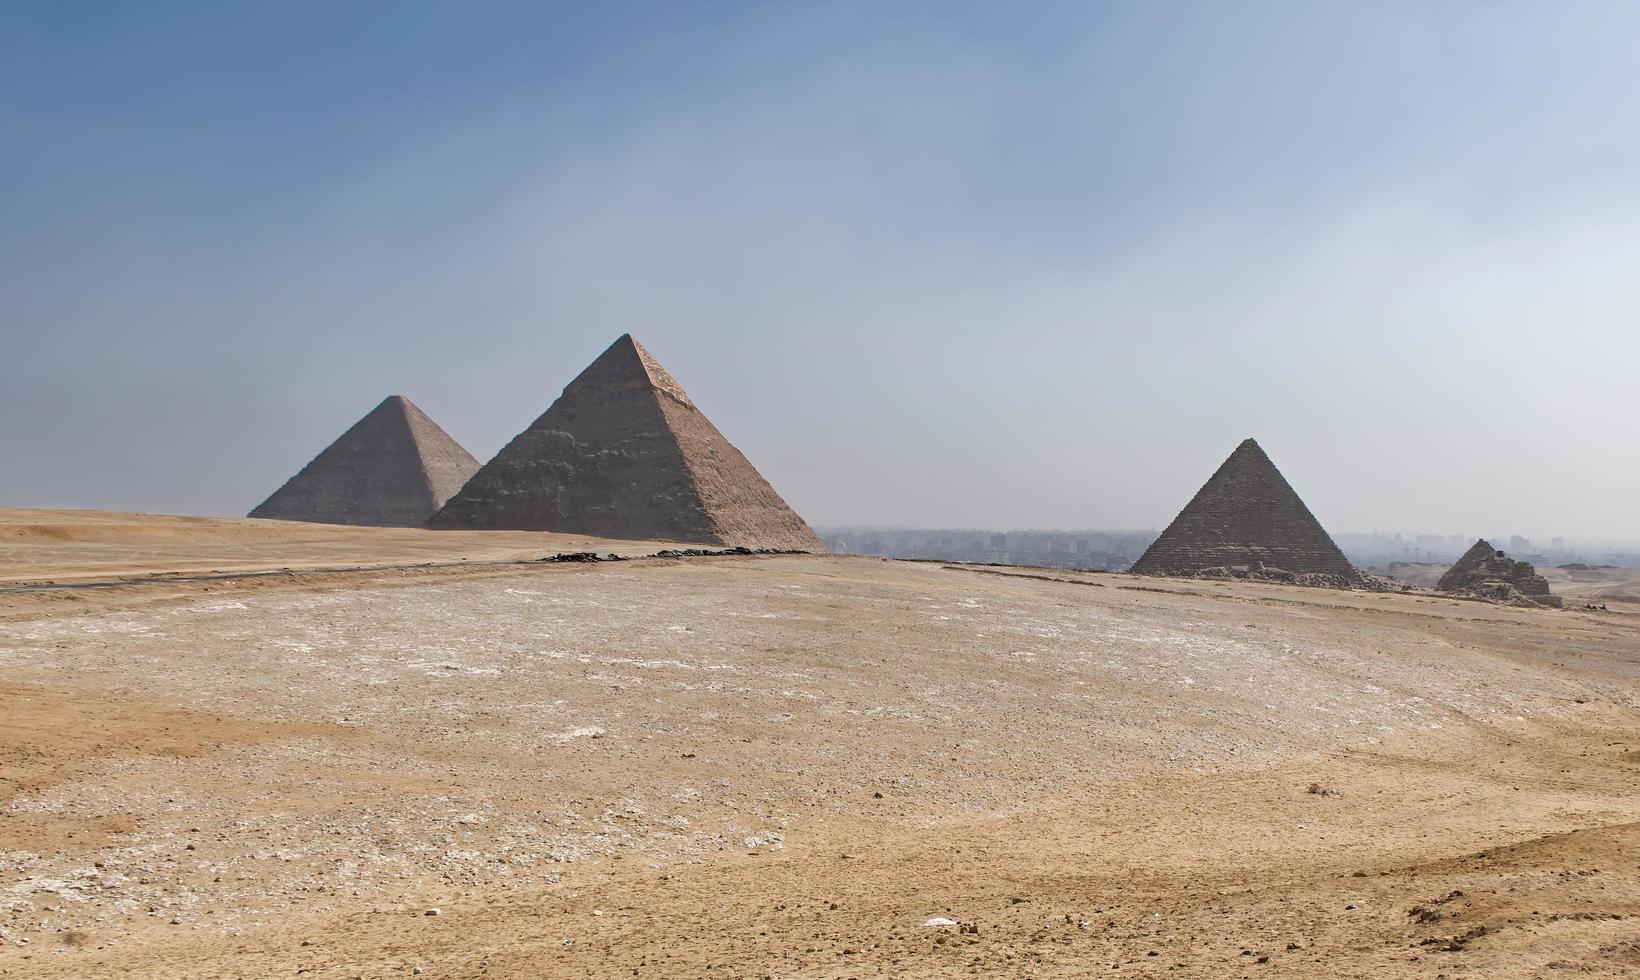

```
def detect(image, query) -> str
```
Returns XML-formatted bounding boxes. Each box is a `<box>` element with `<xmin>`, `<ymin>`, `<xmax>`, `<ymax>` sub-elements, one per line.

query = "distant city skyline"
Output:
<box><xmin>817</xmin><ymin>526</ymin><xmax>1633</xmax><ymax>553</ymax></box>
<box><xmin>816</xmin><ymin>526</ymin><xmax>1640</xmax><ymax>572</ymax></box>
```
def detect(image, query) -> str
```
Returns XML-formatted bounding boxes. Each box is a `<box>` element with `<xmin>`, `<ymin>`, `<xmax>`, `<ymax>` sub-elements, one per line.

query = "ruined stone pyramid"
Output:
<box><xmin>250</xmin><ymin>395</ymin><xmax>480</xmax><ymax>528</ymax></box>
<box><xmin>1130</xmin><ymin>438</ymin><xmax>1360</xmax><ymax>582</ymax></box>
<box><xmin>427</xmin><ymin>335</ymin><xmax>823</xmax><ymax>551</ymax></box>
<box><xmin>1435</xmin><ymin>539</ymin><xmax>1561</xmax><ymax>607</ymax></box>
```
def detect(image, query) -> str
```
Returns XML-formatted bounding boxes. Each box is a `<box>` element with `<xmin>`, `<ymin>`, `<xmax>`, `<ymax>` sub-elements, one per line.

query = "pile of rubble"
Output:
<box><xmin>1178</xmin><ymin>563</ymin><xmax>1403</xmax><ymax>592</ymax></box>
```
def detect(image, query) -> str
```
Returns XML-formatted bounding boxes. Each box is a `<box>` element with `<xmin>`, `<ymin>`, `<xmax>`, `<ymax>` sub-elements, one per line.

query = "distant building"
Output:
<box><xmin>812</xmin><ymin>526</ymin><xmax>1160</xmax><ymax>573</ymax></box>
<box><xmin>1414</xmin><ymin>534</ymin><xmax>1445</xmax><ymax>553</ymax></box>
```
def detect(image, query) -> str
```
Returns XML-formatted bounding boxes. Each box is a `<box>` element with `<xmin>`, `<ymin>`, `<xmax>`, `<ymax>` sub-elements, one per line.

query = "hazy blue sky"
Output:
<box><xmin>3</xmin><ymin>1</ymin><xmax>1637</xmax><ymax>541</ymax></box>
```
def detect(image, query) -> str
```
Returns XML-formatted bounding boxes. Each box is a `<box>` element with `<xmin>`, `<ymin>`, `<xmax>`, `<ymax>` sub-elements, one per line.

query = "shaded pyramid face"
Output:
<box><xmin>250</xmin><ymin>396</ymin><xmax>480</xmax><ymax>528</ymax></box>
<box><xmin>1130</xmin><ymin>439</ymin><xmax>1360</xmax><ymax>581</ymax></box>
<box><xmin>428</xmin><ymin>335</ymin><xmax>823</xmax><ymax>551</ymax></box>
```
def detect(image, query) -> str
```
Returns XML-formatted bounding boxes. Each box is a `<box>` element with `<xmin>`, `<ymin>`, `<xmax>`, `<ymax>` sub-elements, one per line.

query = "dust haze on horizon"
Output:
<box><xmin>2</xmin><ymin>2</ymin><xmax>1638</xmax><ymax>544</ymax></box>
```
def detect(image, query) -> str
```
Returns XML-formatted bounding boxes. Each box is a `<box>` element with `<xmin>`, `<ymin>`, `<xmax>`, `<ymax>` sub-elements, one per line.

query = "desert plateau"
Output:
<box><xmin>2</xmin><ymin>510</ymin><xmax>1638</xmax><ymax>978</ymax></box>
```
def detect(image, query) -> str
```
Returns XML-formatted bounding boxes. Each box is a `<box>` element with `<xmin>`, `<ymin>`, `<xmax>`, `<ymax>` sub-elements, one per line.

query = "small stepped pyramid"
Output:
<box><xmin>428</xmin><ymin>335</ymin><xmax>822</xmax><ymax>551</ymax></box>
<box><xmin>1130</xmin><ymin>438</ymin><xmax>1360</xmax><ymax>584</ymax></box>
<box><xmin>1436</xmin><ymin>540</ymin><xmax>1562</xmax><ymax>607</ymax></box>
<box><xmin>250</xmin><ymin>395</ymin><xmax>479</xmax><ymax>527</ymax></box>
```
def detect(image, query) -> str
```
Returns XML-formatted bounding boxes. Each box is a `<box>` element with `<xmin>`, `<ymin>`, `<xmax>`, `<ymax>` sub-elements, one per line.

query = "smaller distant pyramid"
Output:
<box><xmin>1436</xmin><ymin>540</ymin><xmax>1562</xmax><ymax>607</ymax></box>
<box><xmin>428</xmin><ymin>335</ymin><xmax>822</xmax><ymax>551</ymax></box>
<box><xmin>1130</xmin><ymin>438</ymin><xmax>1361</xmax><ymax>585</ymax></box>
<box><xmin>250</xmin><ymin>395</ymin><xmax>479</xmax><ymax>527</ymax></box>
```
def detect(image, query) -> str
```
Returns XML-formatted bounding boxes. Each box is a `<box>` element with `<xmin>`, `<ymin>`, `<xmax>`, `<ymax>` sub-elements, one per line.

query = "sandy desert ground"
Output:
<box><xmin>3</xmin><ymin>512</ymin><xmax>1640</xmax><ymax>978</ymax></box>
<box><xmin>1541</xmin><ymin>565</ymin><xmax>1640</xmax><ymax>605</ymax></box>
<box><xmin>0</xmin><ymin>509</ymin><xmax>669</xmax><ymax>587</ymax></box>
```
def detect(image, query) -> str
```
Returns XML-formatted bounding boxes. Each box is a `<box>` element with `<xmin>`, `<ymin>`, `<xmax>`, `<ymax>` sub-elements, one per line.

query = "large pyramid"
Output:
<box><xmin>427</xmin><ymin>335</ymin><xmax>823</xmax><ymax>551</ymax></box>
<box><xmin>1130</xmin><ymin>438</ymin><xmax>1361</xmax><ymax>582</ymax></box>
<box><xmin>250</xmin><ymin>395</ymin><xmax>479</xmax><ymax>527</ymax></box>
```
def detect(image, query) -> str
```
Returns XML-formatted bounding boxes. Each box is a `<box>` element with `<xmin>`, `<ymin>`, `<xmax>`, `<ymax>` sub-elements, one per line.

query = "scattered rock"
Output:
<box><xmin>1408</xmin><ymin>890</ymin><xmax>1464</xmax><ymax>923</ymax></box>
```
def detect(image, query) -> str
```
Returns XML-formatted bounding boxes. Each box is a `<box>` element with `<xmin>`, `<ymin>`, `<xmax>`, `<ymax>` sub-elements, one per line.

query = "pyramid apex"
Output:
<box><xmin>575</xmin><ymin>334</ymin><xmax>692</xmax><ymax>406</ymax></box>
<box><xmin>1452</xmin><ymin>538</ymin><xmax>1500</xmax><ymax>565</ymax></box>
<box><xmin>372</xmin><ymin>394</ymin><xmax>427</xmax><ymax>416</ymax></box>
<box><xmin>606</xmin><ymin>333</ymin><xmax>652</xmax><ymax>357</ymax></box>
